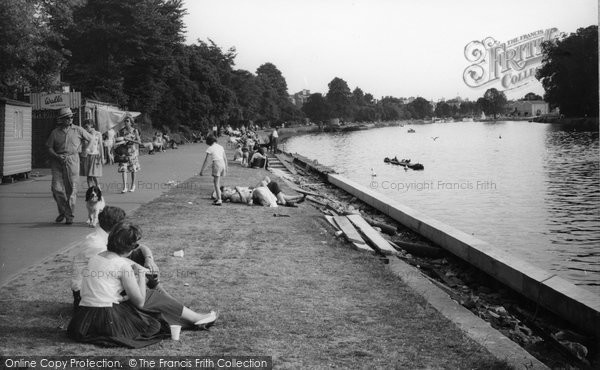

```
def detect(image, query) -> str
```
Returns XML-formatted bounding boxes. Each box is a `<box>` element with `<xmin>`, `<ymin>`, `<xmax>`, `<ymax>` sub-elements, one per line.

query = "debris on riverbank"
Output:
<box><xmin>275</xmin><ymin>152</ymin><xmax>598</xmax><ymax>369</ymax></box>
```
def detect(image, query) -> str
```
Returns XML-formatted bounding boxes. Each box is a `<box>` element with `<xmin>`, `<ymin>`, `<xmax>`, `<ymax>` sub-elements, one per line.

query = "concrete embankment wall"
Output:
<box><xmin>289</xmin><ymin>154</ymin><xmax>600</xmax><ymax>338</ymax></box>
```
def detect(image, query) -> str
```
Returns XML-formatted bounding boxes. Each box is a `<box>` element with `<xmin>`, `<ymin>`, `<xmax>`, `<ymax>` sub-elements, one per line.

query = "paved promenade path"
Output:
<box><xmin>0</xmin><ymin>143</ymin><xmax>202</xmax><ymax>286</ymax></box>
<box><xmin>0</xmin><ymin>138</ymin><xmax>504</xmax><ymax>368</ymax></box>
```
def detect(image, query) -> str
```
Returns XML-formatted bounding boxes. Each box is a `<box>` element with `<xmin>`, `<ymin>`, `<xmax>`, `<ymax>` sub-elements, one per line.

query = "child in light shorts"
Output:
<box><xmin>199</xmin><ymin>135</ymin><xmax>228</xmax><ymax>205</ymax></box>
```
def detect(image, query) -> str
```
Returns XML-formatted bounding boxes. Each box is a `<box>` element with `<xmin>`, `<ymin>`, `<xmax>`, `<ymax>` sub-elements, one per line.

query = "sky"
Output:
<box><xmin>182</xmin><ymin>0</ymin><xmax>598</xmax><ymax>102</ymax></box>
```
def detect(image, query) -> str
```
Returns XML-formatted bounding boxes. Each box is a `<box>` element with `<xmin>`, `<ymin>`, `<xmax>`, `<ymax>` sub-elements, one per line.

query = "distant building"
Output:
<box><xmin>507</xmin><ymin>100</ymin><xmax>549</xmax><ymax>116</ymax></box>
<box><xmin>289</xmin><ymin>89</ymin><xmax>311</xmax><ymax>108</ymax></box>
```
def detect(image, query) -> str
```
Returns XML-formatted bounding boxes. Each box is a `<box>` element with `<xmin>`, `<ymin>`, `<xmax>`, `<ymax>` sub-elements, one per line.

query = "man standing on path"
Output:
<box><xmin>271</xmin><ymin>126</ymin><xmax>279</xmax><ymax>154</ymax></box>
<box><xmin>46</xmin><ymin>107</ymin><xmax>93</xmax><ymax>224</ymax></box>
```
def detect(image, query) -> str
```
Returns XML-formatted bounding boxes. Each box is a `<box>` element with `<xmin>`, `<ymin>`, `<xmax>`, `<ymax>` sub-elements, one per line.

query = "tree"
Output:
<box><xmin>406</xmin><ymin>97</ymin><xmax>433</xmax><ymax>119</ymax></box>
<box><xmin>459</xmin><ymin>101</ymin><xmax>481</xmax><ymax>117</ymax></box>
<box><xmin>434</xmin><ymin>102</ymin><xmax>452</xmax><ymax>118</ymax></box>
<box><xmin>476</xmin><ymin>98</ymin><xmax>489</xmax><ymax>117</ymax></box>
<box><xmin>256</xmin><ymin>62</ymin><xmax>300</xmax><ymax>125</ymax></box>
<box><xmin>378</xmin><ymin>96</ymin><xmax>403</xmax><ymax>121</ymax></box>
<box><xmin>364</xmin><ymin>93</ymin><xmax>375</xmax><ymax>105</ymax></box>
<box><xmin>521</xmin><ymin>92</ymin><xmax>543</xmax><ymax>101</ymax></box>
<box><xmin>536</xmin><ymin>25</ymin><xmax>598</xmax><ymax>117</ymax></box>
<box><xmin>256</xmin><ymin>63</ymin><xmax>288</xmax><ymax>99</ymax></box>
<box><xmin>352</xmin><ymin>87</ymin><xmax>366</xmax><ymax>106</ymax></box>
<box><xmin>64</xmin><ymin>0</ymin><xmax>186</xmax><ymax>113</ymax></box>
<box><xmin>481</xmin><ymin>88</ymin><xmax>507</xmax><ymax>118</ymax></box>
<box><xmin>355</xmin><ymin>107</ymin><xmax>378</xmax><ymax>122</ymax></box>
<box><xmin>326</xmin><ymin>77</ymin><xmax>353</xmax><ymax>120</ymax></box>
<box><xmin>302</xmin><ymin>93</ymin><xmax>329</xmax><ymax>123</ymax></box>
<box><xmin>0</xmin><ymin>0</ymin><xmax>75</xmax><ymax>97</ymax></box>
<box><xmin>230</xmin><ymin>69</ymin><xmax>262</xmax><ymax>124</ymax></box>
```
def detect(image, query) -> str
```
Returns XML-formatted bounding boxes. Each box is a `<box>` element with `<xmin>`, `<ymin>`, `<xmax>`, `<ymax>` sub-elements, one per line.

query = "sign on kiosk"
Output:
<box><xmin>39</xmin><ymin>93</ymin><xmax>71</xmax><ymax>109</ymax></box>
<box><xmin>30</xmin><ymin>91</ymin><xmax>81</xmax><ymax>111</ymax></box>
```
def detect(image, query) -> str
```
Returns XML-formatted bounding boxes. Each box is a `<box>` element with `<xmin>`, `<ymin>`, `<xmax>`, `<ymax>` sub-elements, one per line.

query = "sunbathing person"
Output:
<box><xmin>214</xmin><ymin>184</ymin><xmax>278</xmax><ymax>207</ymax></box>
<box><xmin>257</xmin><ymin>176</ymin><xmax>306</xmax><ymax>207</ymax></box>
<box><xmin>216</xmin><ymin>186</ymin><xmax>254</xmax><ymax>205</ymax></box>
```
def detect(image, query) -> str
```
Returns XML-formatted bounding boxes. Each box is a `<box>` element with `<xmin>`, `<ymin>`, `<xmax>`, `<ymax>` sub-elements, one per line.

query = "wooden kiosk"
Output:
<box><xmin>0</xmin><ymin>97</ymin><xmax>33</xmax><ymax>183</ymax></box>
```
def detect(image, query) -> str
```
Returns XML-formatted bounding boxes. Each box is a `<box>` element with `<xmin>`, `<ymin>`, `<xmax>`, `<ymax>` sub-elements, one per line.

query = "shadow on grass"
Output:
<box><xmin>0</xmin><ymin>300</ymin><xmax>75</xmax><ymax>351</ymax></box>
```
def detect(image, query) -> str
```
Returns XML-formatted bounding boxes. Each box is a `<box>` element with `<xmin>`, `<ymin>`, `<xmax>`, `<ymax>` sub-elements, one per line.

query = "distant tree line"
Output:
<box><xmin>1</xmin><ymin>0</ymin><xmax>596</xmax><ymax>133</ymax></box>
<box><xmin>303</xmin><ymin>79</ymin><xmax>509</xmax><ymax>123</ymax></box>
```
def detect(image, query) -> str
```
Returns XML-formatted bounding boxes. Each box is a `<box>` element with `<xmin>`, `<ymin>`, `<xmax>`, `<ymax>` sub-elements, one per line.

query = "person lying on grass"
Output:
<box><xmin>214</xmin><ymin>180</ymin><xmax>304</xmax><ymax>208</ymax></box>
<box><xmin>215</xmin><ymin>186</ymin><xmax>254</xmax><ymax>205</ymax></box>
<box><xmin>257</xmin><ymin>176</ymin><xmax>306</xmax><ymax>207</ymax></box>
<box><xmin>71</xmin><ymin>206</ymin><xmax>169</xmax><ymax>308</ymax></box>
<box><xmin>212</xmin><ymin>184</ymin><xmax>277</xmax><ymax>207</ymax></box>
<box><xmin>68</xmin><ymin>222</ymin><xmax>218</xmax><ymax>348</ymax></box>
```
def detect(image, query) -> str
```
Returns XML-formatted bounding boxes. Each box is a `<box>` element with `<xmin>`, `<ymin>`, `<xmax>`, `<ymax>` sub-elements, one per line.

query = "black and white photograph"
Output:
<box><xmin>0</xmin><ymin>0</ymin><xmax>598</xmax><ymax>368</ymax></box>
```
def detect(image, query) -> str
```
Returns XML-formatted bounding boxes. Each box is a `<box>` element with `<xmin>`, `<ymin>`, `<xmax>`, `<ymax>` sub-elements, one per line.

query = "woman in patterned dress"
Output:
<box><xmin>115</xmin><ymin>115</ymin><xmax>142</xmax><ymax>193</ymax></box>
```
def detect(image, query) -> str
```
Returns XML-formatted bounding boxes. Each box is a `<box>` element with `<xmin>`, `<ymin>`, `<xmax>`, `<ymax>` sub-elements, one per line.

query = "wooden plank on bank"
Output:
<box><xmin>333</xmin><ymin>216</ymin><xmax>375</xmax><ymax>253</ymax></box>
<box><xmin>347</xmin><ymin>214</ymin><xmax>398</xmax><ymax>255</ymax></box>
<box><xmin>278</xmin><ymin>176</ymin><xmax>324</xmax><ymax>198</ymax></box>
<box><xmin>306</xmin><ymin>195</ymin><xmax>328</xmax><ymax>206</ymax></box>
<box><xmin>274</xmin><ymin>154</ymin><xmax>297</xmax><ymax>174</ymax></box>
<box><xmin>324</xmin><ymin>215</ymin><xmax>339</xmax><ymax>230</ymax></box>
<box><xmin>333</xmin><ymin>216</ymin><xmax>364</xmax><ymax>244</ymax></box>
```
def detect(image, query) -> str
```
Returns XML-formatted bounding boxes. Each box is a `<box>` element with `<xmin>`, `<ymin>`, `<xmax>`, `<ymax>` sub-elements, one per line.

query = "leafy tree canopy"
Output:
<box><xmin>326</xmin><ymin>77</ymin><xmax>353</xmax><ymax>119</ymax></box>
<box><xmin>521</xmin><ymin>92</ymin><xmax>543</xmax><ymax>101</ymax></box>
<box><xmin>481</xmin><ymin>88</ymin><xmax>507</xmax><ymax>118</ymax></box>
<box><xmin>0</xmin><ymin>0</ymin><xmax>77</xmax><ymax>97</ymax></box>
<box><xmin>536</xmin><ymin>25</ymin><xmax>598</xmax><ymax>117</ymax></box>
<box><xmin>64</xmin><ymin>0</ymin><xmax>186</xmax><ymax>113</ymax></box>
<box><xmin>406</xmin><ymin>97</ymin><xmax>433</xmax><ymax>119</ymax></box>
<box><xmin>302</xmin><ymin>93</ymin><xmax>329</xmax><ymax>123</ymax></box>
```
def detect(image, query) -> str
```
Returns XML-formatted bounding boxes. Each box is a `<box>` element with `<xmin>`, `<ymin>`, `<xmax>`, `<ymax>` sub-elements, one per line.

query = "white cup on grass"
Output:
<box><xmin>170</xmin><ymin>325</ymin><xmax>182</xmax><ymax>340</ymax></box>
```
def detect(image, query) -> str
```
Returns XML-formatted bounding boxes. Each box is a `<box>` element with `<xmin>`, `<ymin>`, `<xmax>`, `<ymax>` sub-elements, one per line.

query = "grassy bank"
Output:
<box><xmin>0</xmin><ymin>151</ymin><xmax>512</xmax><ymax>367</ymax></box>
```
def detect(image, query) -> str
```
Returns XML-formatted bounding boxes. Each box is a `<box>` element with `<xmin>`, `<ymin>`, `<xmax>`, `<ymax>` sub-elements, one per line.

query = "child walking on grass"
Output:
<box><xmin>199</xmin><ymin>135</ymin><xmax>228</xmax><ymax>205</ymax></box>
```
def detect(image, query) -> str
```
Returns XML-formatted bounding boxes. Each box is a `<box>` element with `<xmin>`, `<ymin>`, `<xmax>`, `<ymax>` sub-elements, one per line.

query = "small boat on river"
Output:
<box><xmin>407</xmin><ymin>128</ymin><xmax>415</xmax><ymax>133</ymax></box>
<box><xmin>384</xmin><ymin>157</ymin><xmax>424</xmax><ymax>170</ymax></box>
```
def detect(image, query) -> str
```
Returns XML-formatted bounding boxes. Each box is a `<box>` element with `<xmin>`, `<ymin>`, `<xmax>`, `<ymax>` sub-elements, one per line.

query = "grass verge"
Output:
<box><xmin>0</xmin><ymin>164</ymin><xmax>509</xmax><ymax>368</ymax></box>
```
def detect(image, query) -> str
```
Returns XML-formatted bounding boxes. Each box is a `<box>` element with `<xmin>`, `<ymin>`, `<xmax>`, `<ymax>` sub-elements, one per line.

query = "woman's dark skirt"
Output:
<box><xmin>67</xmin><ymin>301</ymin><xmax>171</xmax><ymax>348</ymax></box>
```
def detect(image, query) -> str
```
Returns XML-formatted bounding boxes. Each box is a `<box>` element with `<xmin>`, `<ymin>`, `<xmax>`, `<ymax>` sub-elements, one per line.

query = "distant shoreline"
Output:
<box><xmin>530</xmin><ymin>116</ymin><xmax>599</xmax><ymax>125</ymax></box>
<box><xmin>272</xmin><ymin>116</ymin><xmax>599</xmax><ymax>147</ymax></box>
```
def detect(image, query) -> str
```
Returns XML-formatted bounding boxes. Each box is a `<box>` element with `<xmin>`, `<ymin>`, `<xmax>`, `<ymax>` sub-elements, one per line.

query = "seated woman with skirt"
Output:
<box><xmin>67</xmin><ymin>223</ymin><xmax>218</xmax><ymax>348</ymax></box>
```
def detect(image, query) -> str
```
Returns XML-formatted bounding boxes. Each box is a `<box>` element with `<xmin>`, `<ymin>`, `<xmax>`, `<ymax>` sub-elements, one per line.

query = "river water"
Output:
<box><xmin>283</xmin><ymin>121</ymin><xmax>600</xmax><ymax>294</ymax></box>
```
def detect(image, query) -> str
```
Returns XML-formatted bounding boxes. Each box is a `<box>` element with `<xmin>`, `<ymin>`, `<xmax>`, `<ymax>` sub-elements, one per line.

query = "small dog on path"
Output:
<box><xmin>85</xmin><ymin>186</ymin><xmax>105</xmax><ymax>227</ymax></box>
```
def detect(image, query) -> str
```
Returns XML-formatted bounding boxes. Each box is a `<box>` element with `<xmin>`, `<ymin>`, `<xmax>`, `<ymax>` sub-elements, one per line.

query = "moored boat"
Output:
<box><xmin>384</xmin><ymin>157</ymin><xmax>424</xmax><ymax>170</ymax></box>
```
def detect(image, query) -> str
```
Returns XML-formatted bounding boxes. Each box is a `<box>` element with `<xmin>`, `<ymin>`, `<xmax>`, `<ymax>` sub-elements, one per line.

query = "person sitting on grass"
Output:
<box><xmin>257</xmin><ymin>176</ymin><xmax>306</xmax><ymax>207</ymax></box>
<box><xmin>199</xmin><ymin>135</ymin><xmax>228</xmax><ymax>206</ymax></box>
<box><xmin>70</xmin><ymin>206</ymin><xmax>168</xmax><ymax>309</ymax></box>
<box><xmin>233</xmin><ymin>144</ymin><xmax>243</xmax><ymax>162</ymax></box>
<box><xmin>249</xmin><ymin>147</ymin><xmax>268</xmax><ymax>169</ymax></box>
<box><xmin>67</xmin><ymin>222</ymin><xmax>218</xmax><ymax>348</ymax></box>
<box><xmin>152</xmin><ymin>131</ymin><xmax>165</xmax><ymax>153</ymax></box>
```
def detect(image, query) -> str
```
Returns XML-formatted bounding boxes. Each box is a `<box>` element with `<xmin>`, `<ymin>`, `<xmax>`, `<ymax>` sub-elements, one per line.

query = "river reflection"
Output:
<box><xmin>284</xmin><ymin>121</ymin><xmax>600</xmax><ymax>293</ymax></box>
<box><xmin>543</xmin><ymin>125</ymin><xmax>600</xmax><ymax>287</ymax></box>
